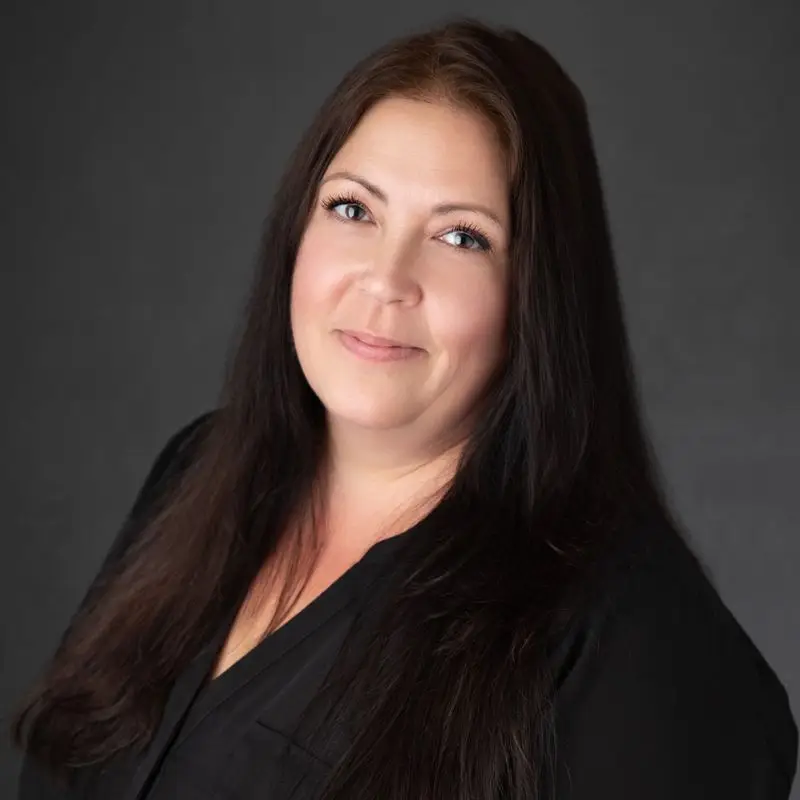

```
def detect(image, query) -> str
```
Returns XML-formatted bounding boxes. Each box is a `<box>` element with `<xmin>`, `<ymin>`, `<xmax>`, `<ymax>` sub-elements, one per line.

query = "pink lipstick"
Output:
<box><xmin>337</xmin><ymin>330</ymin><xmax>424</xmax><ymax>362</ymax></box>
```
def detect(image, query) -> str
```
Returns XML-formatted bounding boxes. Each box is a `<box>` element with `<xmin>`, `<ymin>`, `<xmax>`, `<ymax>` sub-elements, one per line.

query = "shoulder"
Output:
<box><xmin>137</xmin><ymin>409</ymin><xmax>218</xmax><ymax>492</ymax></box>
<box><xmin>93</xmin><ymin>409</ymin><xmax>220</xmax><ymax>579</ymax></box>
<box><xmin>550</xmin><ymin>515</ymin><xmax>798</xmax><ymax>799</ymax></box>
<box><xmin>125</xmin><ymin>409</ymin><xmax>218</xmax><ymax>521</ymax></box>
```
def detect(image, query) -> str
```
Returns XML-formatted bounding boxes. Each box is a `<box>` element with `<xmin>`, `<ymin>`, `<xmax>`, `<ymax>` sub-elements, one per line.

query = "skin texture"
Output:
<box><xmin>290</xmin><ymin>96</ymin><xmax>511</xmax><ymax>541</ymax></box>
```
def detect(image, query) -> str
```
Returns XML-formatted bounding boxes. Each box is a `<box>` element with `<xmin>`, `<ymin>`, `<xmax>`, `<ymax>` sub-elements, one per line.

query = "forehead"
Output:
<box><xmin>326</xmin><ymin>97</ymin><xmax>509</xmax><ymax>207</ymax></box>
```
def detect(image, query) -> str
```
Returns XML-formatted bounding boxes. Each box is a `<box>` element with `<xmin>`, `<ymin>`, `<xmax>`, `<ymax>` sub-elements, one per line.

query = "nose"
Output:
<box><xmin>356</xmin><ymin>236</ymin><xmax>422</xmax><ymax>306</ymax></box>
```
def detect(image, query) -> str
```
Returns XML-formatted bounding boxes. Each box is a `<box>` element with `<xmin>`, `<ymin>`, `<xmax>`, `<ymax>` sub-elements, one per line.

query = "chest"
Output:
<box><xmin>209</xmin><ymin>549</ymin><xmax>366</xmax><ymax>680</ymax></box>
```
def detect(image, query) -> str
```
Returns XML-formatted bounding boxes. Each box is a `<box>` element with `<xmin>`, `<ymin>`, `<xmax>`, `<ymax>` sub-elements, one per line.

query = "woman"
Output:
<box><xmin>11</xmin><ymin>15</ymin><xmax>797</xmax><ymax>800</ymax></box>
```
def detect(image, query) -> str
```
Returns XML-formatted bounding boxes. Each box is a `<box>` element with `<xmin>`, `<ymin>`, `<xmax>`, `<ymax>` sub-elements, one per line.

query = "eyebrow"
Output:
<box><xmin>320</xmin><ymin>170</ymin><xmax>505</xmax><ymax>228</ymax></box>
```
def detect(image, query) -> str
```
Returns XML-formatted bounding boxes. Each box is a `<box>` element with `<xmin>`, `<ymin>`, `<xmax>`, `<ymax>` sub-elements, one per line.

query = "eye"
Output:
<box><xmin>320</xmin><ymin>193</ymin><xmax>494</xmax><ymax>254</ymax></box>
<box><xmin>321</xmin><ymin>193</ymin><xmax>370</xmax><ymax>222</ymax></box>
<box><xmin>440</xmin><ymin>222</ymin><xmax>493</xmax><ymax>253</ymax></box>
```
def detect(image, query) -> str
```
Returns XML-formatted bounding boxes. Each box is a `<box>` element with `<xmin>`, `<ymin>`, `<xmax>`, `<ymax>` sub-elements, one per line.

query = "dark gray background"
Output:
<box><xmin>2</xmin><ymin>1</ymin><xmax>798</xmax><ymax>795</ymax></box>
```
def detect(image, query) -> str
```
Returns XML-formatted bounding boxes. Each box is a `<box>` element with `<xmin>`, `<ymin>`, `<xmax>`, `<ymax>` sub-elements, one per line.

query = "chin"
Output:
<box><xmin>321</xmin><ymin>392</ymin><xmax>419</xmax><ymax>431</ymax></box>
<box><xmin>329</xmin><ymin>408</ymin><xmax>416</xmax><ymax>431</ymax></box>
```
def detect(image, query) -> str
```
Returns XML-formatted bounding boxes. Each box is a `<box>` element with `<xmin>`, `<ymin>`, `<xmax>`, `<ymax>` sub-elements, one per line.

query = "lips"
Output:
<box><xmin>336</xmin><ymin>330</ymin><xmax>424</xmax><ymax>363</ymax></box>
<box><xmin>339</xmin><ymin>329</ymin><xmax>420</xmax><ymax>349</ymax></box>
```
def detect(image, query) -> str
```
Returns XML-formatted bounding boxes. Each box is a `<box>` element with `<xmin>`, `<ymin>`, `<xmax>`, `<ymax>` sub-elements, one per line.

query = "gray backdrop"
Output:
<box><xmin>2</xmin><ymin>0</ymin><xmax>798</xmax><ymax>796</ymax></box>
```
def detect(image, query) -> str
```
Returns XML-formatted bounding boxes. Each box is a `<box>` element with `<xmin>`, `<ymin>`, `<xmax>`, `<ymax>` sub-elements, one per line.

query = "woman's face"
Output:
<box><xmin>291</xmin><ymin>96</ymin><xmax>510</xmax><ymax>445</ymax></box>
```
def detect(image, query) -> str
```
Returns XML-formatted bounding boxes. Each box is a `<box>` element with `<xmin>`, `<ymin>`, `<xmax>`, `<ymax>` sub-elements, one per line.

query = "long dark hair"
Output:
<box><xmin>12</xmin><ymin>15</ymin><xmax>683</xmax><ymax>798</ymax></box>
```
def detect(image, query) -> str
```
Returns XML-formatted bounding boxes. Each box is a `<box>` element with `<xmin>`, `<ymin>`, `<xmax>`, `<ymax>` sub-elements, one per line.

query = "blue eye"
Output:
<box><xmin>440</xmin><ymin>224</ymin><xmax>492</xmax><ymax>252</ymax></box>
<box><xmin>321</xmin><ymin>193</ymin><xmax>369</xmax><ymax>221</ymax></box>
<box><xmin>320</xmin><ymin>192</ymin><xmax>493</xmax><ymax>254</ymax></box>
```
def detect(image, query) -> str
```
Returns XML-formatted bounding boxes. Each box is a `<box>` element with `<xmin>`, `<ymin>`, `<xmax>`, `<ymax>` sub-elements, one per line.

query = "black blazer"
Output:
<box><xmin>16</xmin><ymin>412</ymin><xmax>800</xmax><ymax>799</ymax></box>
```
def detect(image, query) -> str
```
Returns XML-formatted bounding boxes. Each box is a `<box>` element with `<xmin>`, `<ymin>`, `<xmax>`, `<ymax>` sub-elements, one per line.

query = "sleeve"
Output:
<box><xmin>550</xmin><ymin>531</ymin><xmax>799</xmax><ymax>800</ymax></box>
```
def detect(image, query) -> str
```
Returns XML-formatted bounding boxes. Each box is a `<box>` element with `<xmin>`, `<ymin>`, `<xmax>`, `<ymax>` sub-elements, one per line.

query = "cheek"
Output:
<box><xmin>291</xmin><ymin>231</ymin><xmax>343</xmax><ymax>322</ymax></box>
<box><xmin>429</xmin><ymin>272</ymin><xmax>507</xmax><ymax>364</ymax></box>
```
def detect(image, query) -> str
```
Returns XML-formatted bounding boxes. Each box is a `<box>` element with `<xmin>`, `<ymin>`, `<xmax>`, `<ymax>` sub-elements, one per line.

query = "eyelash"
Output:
<box><xmin>320</xmin><ymin>192</ymin><xmax>494</xmax><ymax>254</ymax></box>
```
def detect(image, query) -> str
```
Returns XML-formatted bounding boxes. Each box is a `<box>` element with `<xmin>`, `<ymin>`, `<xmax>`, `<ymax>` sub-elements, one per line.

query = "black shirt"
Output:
<box><xmin>88</xmin><ymin>527</ymin><xmax>420</xmax><ymax>800</ymax></box>
<box><xmin>17</xmin><ymin>414</ymin><xmax>800</xmax><ymax>799</ymax></box>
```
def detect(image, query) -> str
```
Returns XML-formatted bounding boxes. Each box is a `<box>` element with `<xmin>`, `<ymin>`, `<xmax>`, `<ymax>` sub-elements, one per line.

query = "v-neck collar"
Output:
<box><xmin>121</xmin><ymin>522</ymin><xmax>423</xmax><ymax>800</ymax></box>
<box><xmin>175</xmin><ymin>533</ymin><xmax>406</xmax><ymax>744</ymax></box>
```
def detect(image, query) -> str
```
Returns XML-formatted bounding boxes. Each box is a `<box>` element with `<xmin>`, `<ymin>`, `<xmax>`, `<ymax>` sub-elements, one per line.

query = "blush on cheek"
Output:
<box><xmin>291</xmin><ymin>261</ymin><xmax>325</xmax><ymax>319</ymax></box>
<box><xmin>293</xmin><ymin>230</ymin><xmax>353</xmax><ymax>308</ymax></box>
<box><xmin>442</xmin><ymin>297</ymin><xmax>505</xmax><ymax>348</ymax></box>
<box><xmin>453</xmin><ymin>310</ymin><xmax>507</xmax><ymax>384</ymax></box>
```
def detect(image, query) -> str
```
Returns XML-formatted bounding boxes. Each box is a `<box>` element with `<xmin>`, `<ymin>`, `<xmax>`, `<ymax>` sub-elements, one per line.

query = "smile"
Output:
<box><xmin>336</xmin><ymin>331</ymin><xmax>425</xmax><ymax>362</ymax></box>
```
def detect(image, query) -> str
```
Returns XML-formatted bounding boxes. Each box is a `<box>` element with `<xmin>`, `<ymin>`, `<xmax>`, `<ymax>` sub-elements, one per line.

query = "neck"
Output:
<box><xmin>317</xmin><ymin>415</ymin><xmax>467</xmax><ymax>550</ymax></box>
